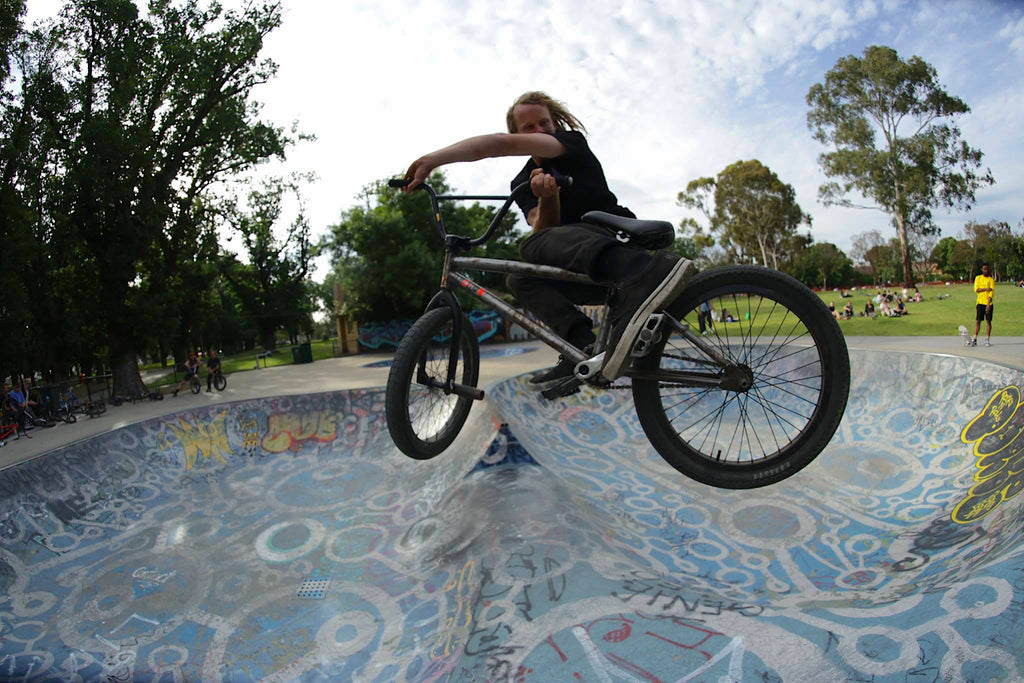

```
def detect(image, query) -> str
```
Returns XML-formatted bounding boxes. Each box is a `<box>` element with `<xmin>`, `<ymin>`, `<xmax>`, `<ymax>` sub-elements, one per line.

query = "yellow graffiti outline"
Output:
<box><xmin>165</xmin><ymin>410</ymin><xmax>232</xmax><ymax>470</ymax></box>
<box><xmin>953</xmin><ymin>384</ymin><xmax>1024</xmax><ymax>524</ymax></box>
<box><xmin>960</xmin><ymin>386</ymin><xmax>1021</xmax><ymax>450</ymax></box>
<box><xmin>431</xmin><ymin>560</ymin><xmax>475</xmax><ymax>660</ymax></box>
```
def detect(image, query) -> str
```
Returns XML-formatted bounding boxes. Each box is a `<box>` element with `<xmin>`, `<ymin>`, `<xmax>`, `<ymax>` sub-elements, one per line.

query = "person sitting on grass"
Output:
<box><xmin>864</xmin><ymin>300</ymin><xmax>876</xmax><ymax>318</ymax></box>
<box><xmin>896</xmin><ymin>298</ymin><xmax>907</xmax><ymax>316</ymax></box>
<box><xmin>843</xmin><ymin>302</ymin><xmax>854</xmax><ymax>319</ymax></box>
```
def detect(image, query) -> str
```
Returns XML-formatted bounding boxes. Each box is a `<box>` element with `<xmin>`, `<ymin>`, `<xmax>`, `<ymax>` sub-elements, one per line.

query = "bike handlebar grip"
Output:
<box><xmin>388</xmin><ymin>178</ymin><xmax>412</xmax><ymax>188</ymax></box>
<box><xmin>550</xmin><ymin>170</ymin><xmax>573</xmax><ymax>188</ymax></box>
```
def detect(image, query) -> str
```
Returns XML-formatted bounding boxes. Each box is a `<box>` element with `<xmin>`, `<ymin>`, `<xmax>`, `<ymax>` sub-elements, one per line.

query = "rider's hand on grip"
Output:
<box><xmin>549</xmin><ymin>169</ymin><xmax>573</xmax><ymax>188</ymax></box>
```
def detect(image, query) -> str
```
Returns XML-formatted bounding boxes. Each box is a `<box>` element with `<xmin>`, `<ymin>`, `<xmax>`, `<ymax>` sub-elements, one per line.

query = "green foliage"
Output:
<box><xmin>677</xmin><ymin>160</ymin><xmax>809</xmax><ymax>269</ymax></box>
<box><xmin>930</xmin><ymin>236</ymin><xmax>958</xmax><ymax>275</ymax></box>
<box><xmin>790</xmin><ymin>242</ymin><xmax>859</xmax><ymax>290</ymax></box>
<box><xmin>222</xmin><ymin>177</ymin><xmax>318</xmax><ymax>350</ymax></box>
<box><xmin>0</xmin><ymin>0</ymin><xmax>292</xmax><ymax>388</ymax></box>
<box><xmin>327</xmin><ymin>171</ymin><xmax>523</xmax><ymax>322</ymax></box>
<box><xmin>807</xmin><ymin>45</ymin><xmax>995</xmax><ymax>287</ymax></box>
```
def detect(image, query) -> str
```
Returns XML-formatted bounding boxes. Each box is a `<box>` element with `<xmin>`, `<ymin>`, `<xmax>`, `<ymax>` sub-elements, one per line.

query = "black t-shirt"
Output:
<box><xmin>207</xmin><ymin>357</ymin><xmax>222</xmax><ymax>371</ymax></box>
<box><xmin>510</xmin><ymin>130</ymin><xmax>635</xmax><ymax>226</ymax></box>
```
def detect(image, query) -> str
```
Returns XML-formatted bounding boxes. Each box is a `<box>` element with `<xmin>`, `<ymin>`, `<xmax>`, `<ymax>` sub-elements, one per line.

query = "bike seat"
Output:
<box><xmin>582</xmin><ymin>211</ymin><xmax>675</xmax><ymax>250</ymax></box>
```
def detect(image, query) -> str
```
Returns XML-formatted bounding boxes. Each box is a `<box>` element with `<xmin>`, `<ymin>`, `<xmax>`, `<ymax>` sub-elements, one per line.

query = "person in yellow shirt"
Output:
<box><xmin>971</xmin><ymin>263</ymin><xmax>995</xmax><ymax>347</ymax></box>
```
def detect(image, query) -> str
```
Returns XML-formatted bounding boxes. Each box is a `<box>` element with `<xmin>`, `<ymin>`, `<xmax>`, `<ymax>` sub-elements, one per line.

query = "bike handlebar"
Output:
<box><xmin>387</xmin><ymin>173</ymin><xmax>573</xmax><ymax>249</ymax></box>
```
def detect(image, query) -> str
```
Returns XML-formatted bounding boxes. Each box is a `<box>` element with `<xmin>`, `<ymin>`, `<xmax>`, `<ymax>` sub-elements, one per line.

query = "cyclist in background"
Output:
<box><xmin>206</xmin><ymin>348</ymin><xmax>222</xmax><ymax>392</ymax></box>
<box><xmin>403</xmin><ymin>91</ymin><xmax>694</xmax><ymax>390</ymax></box>
<box><xmin>172</xmin><ymin>351</ymin><xmax>202</xmax><ymax>397</ymax></box>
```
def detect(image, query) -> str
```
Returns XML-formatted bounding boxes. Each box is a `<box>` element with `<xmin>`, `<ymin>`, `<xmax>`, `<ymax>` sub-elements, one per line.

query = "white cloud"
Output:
<box><xmin>22</xmin><ymin>0</ymin><xmax>1024</xmax><ymax>271</ymax></box>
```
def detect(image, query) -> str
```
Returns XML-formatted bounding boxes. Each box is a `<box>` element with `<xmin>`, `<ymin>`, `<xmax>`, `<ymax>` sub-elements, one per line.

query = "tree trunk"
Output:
<box><xmin>111</xmin><ymin>350</ymin><xmax>146</xmax><ymax>397</ymax></box>
<box><xmin>894</xmin><ymin>213</ymin><xmax>915</xmax><ymax>288</ymax></box>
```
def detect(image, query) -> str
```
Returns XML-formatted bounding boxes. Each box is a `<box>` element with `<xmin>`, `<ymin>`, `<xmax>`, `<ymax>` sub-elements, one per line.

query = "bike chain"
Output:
<box><xmin>589</xmin><ymin>351</ymin><xmax>721</xmax><ymax>392</ymax></box>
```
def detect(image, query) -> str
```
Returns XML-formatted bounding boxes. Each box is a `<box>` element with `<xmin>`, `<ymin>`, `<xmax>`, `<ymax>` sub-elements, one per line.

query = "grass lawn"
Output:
<box><xmin>815</xmin><ymin>282</ymin><xmax>1023</xmax><ymax>336</ymax></box>
<box><xmin>143</xmin><ymin>339</ymin><xmax>345</xmax><ymax>387</ymax></box>
<box><xmin>139</xmin><ymin>282</ymin><xmax>1021</xmax><ymax>388</ymax></box>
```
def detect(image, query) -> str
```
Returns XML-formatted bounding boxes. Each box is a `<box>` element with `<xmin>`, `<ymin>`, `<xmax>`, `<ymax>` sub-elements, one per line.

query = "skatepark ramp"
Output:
<box><xmin>1</xmin><ymin>350</ymin><xmax>1022</xmax><ymax>680</ymax></box>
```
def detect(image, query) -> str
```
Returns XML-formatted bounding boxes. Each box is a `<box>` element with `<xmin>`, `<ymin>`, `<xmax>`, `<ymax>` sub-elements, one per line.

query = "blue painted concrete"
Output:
<box><xmin>0</xmin><ymin>350</ymin><xmax>1022</xmax><ymax>680</ymax></box>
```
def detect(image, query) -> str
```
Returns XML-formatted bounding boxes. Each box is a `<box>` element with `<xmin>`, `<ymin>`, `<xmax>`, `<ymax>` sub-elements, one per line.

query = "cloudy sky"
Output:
<box><xmin>27</xmin><ymin>0</ymin><xmax>1024</xmax><ymax>274</ymax></box>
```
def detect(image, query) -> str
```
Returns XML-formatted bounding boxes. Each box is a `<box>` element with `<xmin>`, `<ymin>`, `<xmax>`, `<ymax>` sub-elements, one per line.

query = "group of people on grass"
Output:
<box><xmin>826</xmin><ymin>265</ymin><xmax>997</xmax><ymax>347</ymax></box>
<box><xmin>830</xmin><ymin>285</ymin><xmax>925</xmax><ymax>321</ymax></box>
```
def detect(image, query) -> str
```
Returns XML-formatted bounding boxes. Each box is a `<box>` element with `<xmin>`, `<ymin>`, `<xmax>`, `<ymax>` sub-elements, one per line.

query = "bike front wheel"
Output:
<box><xmin>632</xmin><ymin>266</ymin><xmax>850</xmax><ymax>489</ymax></box>
<box><xmin>214</xmin><ymin>373</ymin><xmax>227</xmax><ymax>391</ymax></box>
<box><xmin>386</xmin><ymin>307</ymin><xmax>480</xmax><ymax>460</ymax></box>
<box><xmin>189</xmin><ymin>377</ymin><xmax>201</xmax><ymax>395</ymax></box>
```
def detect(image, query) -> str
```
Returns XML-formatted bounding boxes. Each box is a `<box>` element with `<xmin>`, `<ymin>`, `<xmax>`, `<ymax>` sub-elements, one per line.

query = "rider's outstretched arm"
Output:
<box><xmin>404</xmin><ymin>133</ymin><xmax>565</xmax><ymax>190</ymax></box>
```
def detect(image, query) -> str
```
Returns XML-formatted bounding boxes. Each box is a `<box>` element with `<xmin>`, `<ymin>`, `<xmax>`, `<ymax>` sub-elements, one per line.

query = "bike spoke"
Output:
<box><xmin>655</xmin><ymin>290</ymin><xmax>828</xmax><ymax>464</ymax></box>
<box><xmin>408</xmin><ymin>335</ymin><xmax>465</xmax><ymax>443</ymax></box>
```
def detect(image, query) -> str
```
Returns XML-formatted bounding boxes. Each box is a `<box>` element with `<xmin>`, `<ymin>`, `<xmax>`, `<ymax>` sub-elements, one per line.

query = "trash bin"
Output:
<box><xmin>291</xmin><ymin>342</ymin><xmax>313</xmax><ymax>364</ymax></box>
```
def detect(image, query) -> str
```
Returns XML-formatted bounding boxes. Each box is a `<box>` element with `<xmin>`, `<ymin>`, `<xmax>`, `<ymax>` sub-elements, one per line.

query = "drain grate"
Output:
<box><xmin>296</xmin><ymin>578</ymin><xmax>330</xmax><ymax>599</ymax></box>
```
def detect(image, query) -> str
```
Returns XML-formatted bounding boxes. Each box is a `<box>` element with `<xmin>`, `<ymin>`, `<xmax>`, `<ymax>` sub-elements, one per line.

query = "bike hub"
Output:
<box><xmin>719</xmin><ymin>364</ymin><xmax>754</xmax><ymax>392</ymax></box>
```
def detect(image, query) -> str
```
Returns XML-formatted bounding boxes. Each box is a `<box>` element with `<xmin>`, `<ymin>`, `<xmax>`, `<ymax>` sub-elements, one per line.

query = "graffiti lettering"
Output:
<box><xmin>893</xmin><ymin>517</ymin><xmax>986</xmax><ymax>571</ymax></box>
<box><xmin>131</xmin><ymin>567</ymin><xmax>177</xmax><ymax>585</ymax></box>
<box><xmin>432</xmin><ymin>560</ymin><xmax>476</xmax><ymax>660</ymax></box>
<box><xmin>611</xmin><ymin>574</ymin><xmax>764</xmax><ymax>617</ymax></box>
<box><xmin>953</xmin><ymin>385</ymin><xmax>1024</xmax><ymax>523</ymax></box>
<box><xmin>262</xmin><ymin>411</ymin><xmax>339</xmax><ymax>453</ymax></box>
<box><xmin>165</xmin><ymin>411</ymin><xmax>231</xmax><ymax>470</ymax></box>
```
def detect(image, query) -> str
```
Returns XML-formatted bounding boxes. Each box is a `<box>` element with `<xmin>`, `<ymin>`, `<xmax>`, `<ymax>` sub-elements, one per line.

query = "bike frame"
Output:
<box><xmin>395</xmin><ymin>180</ymin><xmax>736</xmax><ymax>395</ymax></box>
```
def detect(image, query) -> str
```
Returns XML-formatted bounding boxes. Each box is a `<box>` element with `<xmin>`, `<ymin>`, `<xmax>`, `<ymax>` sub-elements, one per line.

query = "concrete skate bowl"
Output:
<box><xmin>0</xmin><ymin>350</ymin><xmax>1022</xmax><ymax>681</ymax></box>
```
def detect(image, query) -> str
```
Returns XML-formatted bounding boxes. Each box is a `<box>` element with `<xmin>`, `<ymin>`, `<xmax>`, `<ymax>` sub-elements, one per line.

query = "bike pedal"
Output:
<box><xmin>540</xmin><ymin>377</ymin><xmax>582</xmax><ymax>401</ymax></box>
<box><xmin>631</xmin><ymin>313</ymin><xmax>665</xmax><ymax>358</ymax></box>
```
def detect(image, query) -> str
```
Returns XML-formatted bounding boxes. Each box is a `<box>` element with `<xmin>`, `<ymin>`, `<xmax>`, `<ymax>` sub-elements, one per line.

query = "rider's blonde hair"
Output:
<box><xmin>506</xmin><ymin>91</ymin><xmax>587</xmax><ymax>134</ymax></box>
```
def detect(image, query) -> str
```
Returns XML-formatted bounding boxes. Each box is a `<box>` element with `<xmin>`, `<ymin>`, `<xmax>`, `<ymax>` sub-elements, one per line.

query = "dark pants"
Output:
<box><xmin>507</xmin><ymin>223</ymin><xmax>648</xmax><ymax>348</ymax></box>
<box><xmin>698</xmin><ymin>309</ymin><xmax>712</xmax><ymax>333</ymax></box>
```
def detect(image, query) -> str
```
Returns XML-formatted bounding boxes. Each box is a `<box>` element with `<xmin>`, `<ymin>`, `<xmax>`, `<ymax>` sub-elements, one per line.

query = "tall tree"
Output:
<box><xmin>807</xmin><ymin>45</ymin><xmax>994</xmax><ymax>288</ymax></box>
<box><xmin>328</xmin><ymin>171</ymin><xmax>521</xmax><ymax>322</ymax></box>
<box><xmin>222</xmin><ymin>177</ymin><xmax>317</xmax><ymax>351</ymax></box>
<box><xmin>930</xmin><ymin>236</ymin><xmax>959</xmax><ymax>276</ymax></box>
<box><xmin>677</xmin><ymin>159</ymin><xmax>810</xmax><ymax>269</ymax></box>
<box><xmin>963</xmin><ymin>220</ymin><xmax>1013</xmax><ymax>280</ymax></box>
<box><xmin>47</xmin><ymin>0</ymin><xmax>290</xmax><ymax>394</ymax></box>
<box><xmin>791</xmin><ymin>242</ymin><xmax>857</xmax><ymax>291</ymax></box>
<box><xmin>849</xmin><ymin>229</ymin><xmax>885</xmax><ymax>284</ymax></box>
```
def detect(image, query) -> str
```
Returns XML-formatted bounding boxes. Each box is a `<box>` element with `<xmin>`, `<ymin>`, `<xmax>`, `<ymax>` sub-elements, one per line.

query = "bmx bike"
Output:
<box><xmin>383</xmin><ymin>179</ymin><xmax>850</xmax><ymax>489</ymax></box>
<box><xmin>210</xmin><ymin>368</ymin><xmax>227</xmax><ymax>391</ymax></box>
<box><xmin>188</xmin><ymin>373</ymin><xmax>202</xmax><ymax>395</ymax></box>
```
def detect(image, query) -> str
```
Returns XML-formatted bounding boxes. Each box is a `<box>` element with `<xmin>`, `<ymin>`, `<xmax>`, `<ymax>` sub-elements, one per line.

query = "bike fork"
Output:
<box><xmin>422</xmin><ymin>289</ymin><xmax>485</xmax><ymax>401</ymax></box>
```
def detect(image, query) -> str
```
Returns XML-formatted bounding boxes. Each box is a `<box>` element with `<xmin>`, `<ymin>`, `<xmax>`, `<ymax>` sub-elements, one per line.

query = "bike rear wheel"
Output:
<box><xmin>632</xmin><ymin>266</ymin><xmax>849</xmax><ymax>489</ymax></box>
<box><xmin>386</xmin><ymin>307</ymin><xmax>480</xmax><ymax>459</ymax></box>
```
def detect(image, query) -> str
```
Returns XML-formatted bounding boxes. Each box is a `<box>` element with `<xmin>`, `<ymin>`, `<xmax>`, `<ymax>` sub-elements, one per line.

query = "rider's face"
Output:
<box><xmin>512</xmin><ymin>104</ymin><xmax>555</xmax><ymax>135</ymax></box>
